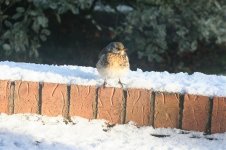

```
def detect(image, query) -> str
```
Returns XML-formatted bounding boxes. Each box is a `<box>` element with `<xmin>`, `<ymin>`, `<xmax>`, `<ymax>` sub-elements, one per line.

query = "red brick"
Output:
<box><xmin>211</xmin><ymin>97</ymin><xmax>226</xmax><ymax>133</ymax></box>
<box><xmin>42</xmin><ymin>82</ymin><xmax>67</xmax><ymax>116</ymax></box>
<box><xmin>14</xmin><ymin>81</ymin><xmax>39</xmax><ymax>114</ymax></box>
<box><xmin>154</xmin><ymin>92</ymin><xmax>180</xmax><ymax>128</ymax></box>
<box><xmin>0</xmin><ymin>80</ymin><xmax>10</xmax><ymax>114</ymax></box>
<box><xmin>70</xmin><ymin>85</ymin><xmax>96</xmax><ymax>119</ymax></box>
<box><xmin>97</xmin><ymin>87</ymin><xmax>123</xmax><ymax>124</ymax></box>
<box><xmin>182</xmin><ymin>94</ymin><xmax>209</xmax><ymax>132</ymax></box>
<box><xmin>126</xmin><ymin>89</ymin><xmax>151</xmax><ymax>126</ymax></box>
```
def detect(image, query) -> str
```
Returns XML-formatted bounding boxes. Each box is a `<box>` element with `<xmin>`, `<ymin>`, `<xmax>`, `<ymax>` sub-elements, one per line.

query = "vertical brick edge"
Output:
<box><xmin>93</xmin><ymin>87</ymin><xmax>99</xmax><ymax>119</ymax></box>
<box><xmin>121</xmin><ymin>89</ymin><xmax>127</xmax><ymax>124</ymax></box>
<box><xmin>64</xmin><ymin>84</ymin><xmax>71</xmax><ymax>119</ymax></box>
<box><xmin>8</xmin><ymin>81</ymin><xmax>15</xmax><ymax>115</ymax></box>
<box><xmin>205</xmin><ymin>97</ymin><xmax>213</xmax><ymax>134</ymax></box>
<box><xmin>150</xmin><ymin>91</ymin><xmax>155</xmax><ymax>127</ymax></box>
<box><xmin>178</xmin><ymin>94</ymin><xmax>184</xmax><ymax>129</ymax></box>
<box><xmin>37</xmin><ymin>82</ymin><xmax>43</xmax><ymax>115</ymax></box>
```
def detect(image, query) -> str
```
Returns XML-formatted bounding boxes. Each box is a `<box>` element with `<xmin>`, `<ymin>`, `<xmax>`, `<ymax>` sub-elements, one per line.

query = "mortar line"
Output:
<box><xmin>65</xmin><ymin>84</ymin><xmax>71</xmax><ymax>119</ymax></box>
<box><xmin>121</xmin><ymin>89</ymin><xmax>127</xmax><ymax>124</ymax></box>
<box><xmin>38</xmin><ymin>82</ymin><xmax>43</xmax><ymax>115</ymax></box>
<box><xmin>9</xmin><ymin>81</ymin><xmax>15</xmax><ymax>115</ymax></box>
<box><xmin>150</xmin><ymin>91</ymin><xmax>155</xmax><ymax>127</ymax></box>
<box><xmin>205</xmin><ymin>97</ymin><xmax>213</xmax><ymax>134</ymax></box>
<box><xmin>178</xmin><ymin>94</ymin><xmax>185</xmax><ymax>129</ymax></box>
<box><xmin>93</xmin><ymin>87</ymin><xmax>99</xmax><ymax>119</ymax></box>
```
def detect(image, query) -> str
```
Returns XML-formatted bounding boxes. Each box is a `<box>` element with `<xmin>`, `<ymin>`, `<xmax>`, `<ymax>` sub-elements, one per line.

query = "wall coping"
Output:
<box><xmin>0</xmin><ymin>61</ymin><xmax>226</xmax><ymax>97</ymax></box>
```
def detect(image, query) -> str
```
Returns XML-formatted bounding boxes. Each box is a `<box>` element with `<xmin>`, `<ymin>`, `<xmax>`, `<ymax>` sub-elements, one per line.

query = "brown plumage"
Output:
<box><xmin>96</xmin><ymin>42</ymin><xmax>130</xmax><ymax>87</ymax></box>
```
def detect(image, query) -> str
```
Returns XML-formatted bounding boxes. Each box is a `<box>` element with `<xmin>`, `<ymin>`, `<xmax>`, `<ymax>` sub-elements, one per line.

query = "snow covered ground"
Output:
<box><xmin>0</xmin><ymin>61</ymin><xmax>225</xmax><ymax>97</ymax></box>
<box><xmin>0</xmin><ymin>113</ymin><xmax>225</xmax><ymax>150</ymax></box>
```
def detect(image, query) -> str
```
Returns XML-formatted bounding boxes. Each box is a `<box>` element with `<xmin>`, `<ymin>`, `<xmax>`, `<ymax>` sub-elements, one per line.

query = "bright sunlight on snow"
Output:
<box><xmin>0</xmin><ymin>114</ymin><xmax>225</xmax><ymax>150</ymax></box>
<box><xmin>0</xmin><ymin>61</ymin><xmax>225</xmax><ymax>97</ymax></box>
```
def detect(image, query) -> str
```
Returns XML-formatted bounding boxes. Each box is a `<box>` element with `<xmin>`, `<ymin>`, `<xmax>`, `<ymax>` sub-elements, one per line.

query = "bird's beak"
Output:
<box><xmin>123</xmin><ymin>48</ymin><xmax>128</xmax><ymax>51</ymax></box>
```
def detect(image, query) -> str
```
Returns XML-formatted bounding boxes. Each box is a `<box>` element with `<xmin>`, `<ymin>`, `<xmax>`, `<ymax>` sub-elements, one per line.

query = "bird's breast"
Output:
<box><xmin>106</xmin><ymin>53</ymin><xmax>129</xmax><ymax>68</ymax></box>
<box><xmin>96</xmin><ymin>53</ymin><xmax>130</xmax><ymax>79</ymax></box>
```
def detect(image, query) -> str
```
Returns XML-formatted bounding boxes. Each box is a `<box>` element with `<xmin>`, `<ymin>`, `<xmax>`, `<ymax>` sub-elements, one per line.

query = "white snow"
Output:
<box><xmin>0</xmin><ymin>113</ymin><xmax>225</xmax><ymax>150</ymax></box>
<box><xmin>0</xmin><ymin>61</ymin><xmax>226</xmax><ymax>97</ymax></box>
<box><xmin>94</xmin><ymin>4</ymin><xmax>133</xmax><ymax>13</ymax></box>
<box><xmin>116</xmin><ymin>5</ymin><xmax>133</xmax><ymax>12</ymax></box>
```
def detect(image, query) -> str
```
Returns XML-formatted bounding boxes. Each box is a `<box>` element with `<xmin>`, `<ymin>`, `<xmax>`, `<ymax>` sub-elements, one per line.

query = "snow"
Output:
<box><xmin>94</xmin><ymin>4</ymin><xmax>133</xmax><ymax>13</ymax></box>
<box><xmin>94</xmin><ymin>5</ymin><xmax>115</xmax><ymax>13</ymax></box>
<box><xmin>0</xmin><ymin>113</ymin><xmax>225</xmax><ymax>150</ymax></box>
<box><xmin>0</xmin><ymin>61</ymin><xmax>225</xmax><ymax>149</ymax></box>
<box><xmin>0</xmin><ymin>61</ymin><xmax>225</xmax><ymax>97</ymax></box>
<box><xmin>116</xmin><ymin>5</ymin><xmax>133</xmax><ymax>12</ymax></box>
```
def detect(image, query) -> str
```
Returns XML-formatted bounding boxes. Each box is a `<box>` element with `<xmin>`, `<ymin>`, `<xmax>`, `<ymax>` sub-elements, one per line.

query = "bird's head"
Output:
<box><xmin>106</xmin><ymin>42</ymin><xmax>127</xmax><ymax>55</ymax></box>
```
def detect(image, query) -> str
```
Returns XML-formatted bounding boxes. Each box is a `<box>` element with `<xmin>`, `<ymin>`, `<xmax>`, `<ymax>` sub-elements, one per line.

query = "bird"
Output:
<box><xmin>96</xmin><ymin>42</ymin><xmax>130</xmax><ymax>88</ymax></box>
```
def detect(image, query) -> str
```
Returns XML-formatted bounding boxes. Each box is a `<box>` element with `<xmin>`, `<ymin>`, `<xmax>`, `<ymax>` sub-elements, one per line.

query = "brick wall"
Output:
<box><xmin>0</xmin><ymin>80</ymin><xmax>225</xmax><ymax>134</ymax></box>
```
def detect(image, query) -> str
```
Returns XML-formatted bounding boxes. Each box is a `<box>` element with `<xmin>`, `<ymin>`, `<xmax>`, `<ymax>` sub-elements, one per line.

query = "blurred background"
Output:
<box><xmin>0</xmin><ymin>0</ymin><xmax>226</xmax><ymax>74</ymax></box>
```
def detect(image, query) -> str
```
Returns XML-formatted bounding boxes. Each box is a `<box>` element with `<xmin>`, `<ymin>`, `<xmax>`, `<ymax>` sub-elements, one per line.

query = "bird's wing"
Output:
<box><xmin>98</xmin><ymin>47</ymin><xmax>109</xmax><ymax>58</ymax></box>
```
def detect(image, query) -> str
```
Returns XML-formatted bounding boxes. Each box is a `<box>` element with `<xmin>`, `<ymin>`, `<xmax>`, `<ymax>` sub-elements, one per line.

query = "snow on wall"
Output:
<box><xmin>0</xmin><ymin>61</ymin><xmax>225</xmax><ymax>97</ymax></box>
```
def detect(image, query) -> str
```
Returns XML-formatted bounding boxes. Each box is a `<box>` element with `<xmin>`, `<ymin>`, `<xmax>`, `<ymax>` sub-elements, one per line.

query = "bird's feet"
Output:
<box><xmin>102</xmin><ymin>80</ymin><xmax>107</xmax><ymax>88</ymax></box>
<box><xmin>118</xmin><ymin>79</ymin><xmax>125</xmax><ymax>88</ymax></box>
<box><xmin>101</xmin><ymin>79</ymin><xmax>125</xmax><ymax>88</ymax></box>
